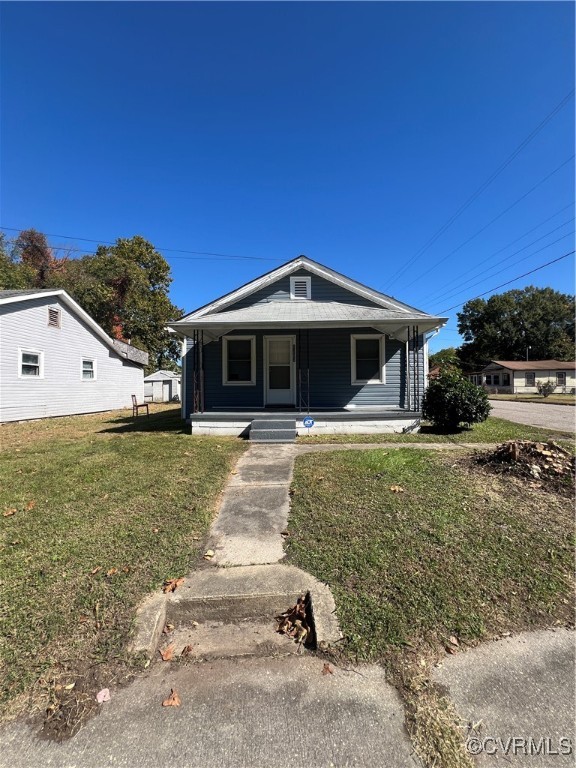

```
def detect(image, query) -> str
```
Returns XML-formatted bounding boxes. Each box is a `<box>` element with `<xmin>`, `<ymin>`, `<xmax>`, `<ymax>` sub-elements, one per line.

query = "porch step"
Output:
<box><xmin>250</xmin><ymin>419</ymin><xmax>296</xmax><ymax>443</ymax></box>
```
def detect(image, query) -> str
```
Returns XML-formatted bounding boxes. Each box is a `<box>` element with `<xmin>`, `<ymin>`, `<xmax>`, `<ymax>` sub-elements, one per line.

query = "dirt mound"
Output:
<box><xmin>475</xmin><ymin>440</ymin><xmax>575</xmax><ymax>497</ymax></box>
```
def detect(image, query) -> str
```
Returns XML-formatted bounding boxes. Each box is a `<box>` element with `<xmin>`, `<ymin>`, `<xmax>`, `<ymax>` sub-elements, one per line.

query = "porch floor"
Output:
<box><xmin>189</xmin><ymin>408</ymin><xmax>420</xmax><ymax>422</ymax></box>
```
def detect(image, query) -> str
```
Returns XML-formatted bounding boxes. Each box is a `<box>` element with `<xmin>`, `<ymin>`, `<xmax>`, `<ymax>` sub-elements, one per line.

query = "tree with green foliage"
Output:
<box><xmin>58</xmin><ymin>236</ymin><xmax>183</xmax><ymax>373</ymax></box>
<box><xmin>428</xmin><ymin>346</ymin><xmax>461</xmax><ymax>372</ymax></box>
<box><xmin>422</xmin><ymin>370</ymin><xmax>491</xmax><ymax>430</ymax></box>
<box><xmin>457</xmin><ymin>287</ymin><xmax>575</xmax><ymax>371</ymax></box>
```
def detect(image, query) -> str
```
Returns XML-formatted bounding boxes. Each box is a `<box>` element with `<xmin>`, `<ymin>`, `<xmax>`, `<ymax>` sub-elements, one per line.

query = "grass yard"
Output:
<box><xmin>286</xmin><ymin>447</ymin><xmax>574</xmax><ymax>767</ymax></box>
<box><xmin>489</xmin><ymin>393</ymin><xmax>575</xmax><ymax>406</ymax></box>
<box><xmin>297</xmin><ymin>416</ymin><xmax>575</xmax><ymax>444</ymax></box>
<box><xmin>0</xmin><ymin>405</ymin><xmax>245</xmax><ymax>730</ymax></box>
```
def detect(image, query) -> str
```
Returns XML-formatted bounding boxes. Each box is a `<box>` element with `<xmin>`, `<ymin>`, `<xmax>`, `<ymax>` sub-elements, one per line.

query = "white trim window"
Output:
<box><xmin>290</xmin><ymin>276</ymin><xmax>311</xmax><ymax>300</ymax></box>
<box><xmin>81</xmin><ymin>358</ymin><xmax>96</xmax><ymax>380</ymax></box>
<box><xmin>556</xmin><ymin>371</ymin><xmax>567</xmax><ymax>386</ymax></box>
<box><xmin>525</xmin><ymin>372</ymin><xmax>536</xmax><ymax>387</ymax></box>
<box><xmin>222</xmin><ymin>336</ymin><xmax>256</xmax><ymax>385</ymax></box>
<box><xmin>351</xmin><ymin>334</ymin><xmax>385</xmax><ymax>384</ymax></box>
<box><xmin>19</xmin><ymin>348</ymin><xmax>44</xmax><ymax>378</ymax></box>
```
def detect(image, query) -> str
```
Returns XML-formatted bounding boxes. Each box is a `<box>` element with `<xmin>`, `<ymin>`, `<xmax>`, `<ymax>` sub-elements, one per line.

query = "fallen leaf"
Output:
<box><xmin>449</xmin><ymin>635</ymin><xmax>459</xmax><ymax>646</ymax></box>
<box><xmin>96</xmin><ymin>688</ymin><xmax>111</xmax><ymax>703</ymax></box>
<box><xmin>389</xmin><ymin>485</ymin><xmax>405</xmax><ymax>493</ymax></box>
<box><xmin>162</xmin><ymin>688</ymin><xmax>181</xmax><ymax>707</ymax></box>
<box><xmin>152</xmin><ymin>528</ymin><xmax>159</xmax><ymax>533</ymax></box>
<box><xmin>25</xmin><ymin>500</ymin><xmax>36</xmax><ymax>511</ymax></box>
<box><xmin>64</xmin><ymin>682</ymin><xmax>75</xmax><ymax>690</ymax></box>
<box><xmin>106</xmin><ymin>567</ymin><xmax>118</xmax><ymax>577</ymax></box>
<box><xmin>90</xmin><ymin>566</ymin><xmax>102</xmax><ymax>575</ymax></box>
<box><xmin>445</xmin><ymin>646</ymin><xmax>457</xmax><ymax>655</ymax></box>
<box><xmin>280</xmin><ymin>530</ymin><xmax>289</xmax><ymax>537</ymax></box>
<box><xmin>181</xmin><ymin>644</ymin><xmax>194</xmax><ymax>657</ymax></box>
<box><xmin>159</xmin><ymin>644</ymin><xmax>175</xmax><ymax>661</ymax></box>
<box><xmin>122</xmin><ymin>566</ymin><xmax>130</xmax><ymax>573</ymax></box>
<box><xmin>322</xmin><ymin>663</ymin><xmax>334</xmax><ymax>675</ymax></box>
<box><xmin>163</xmin><ymin>577</ymin><xmax>185</xmax><ymax>593</ymax></box>
<box><xmin>162</xmin><ymin>623</ymin><xmax>175</xmax><ymax>635</ymax></box>
<box><xmin>3</xmin><ymin>508</ymin><xmax>16</xmax><ymax>517</ymax></box>
<box><xmin>203</xmin><ymin>549</ymin><xmax>215</xmax><ymax>560</ymax></box>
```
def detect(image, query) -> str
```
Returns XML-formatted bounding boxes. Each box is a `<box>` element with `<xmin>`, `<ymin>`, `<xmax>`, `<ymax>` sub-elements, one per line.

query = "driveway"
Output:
<box><xmin>489</xmin><ymin>399</ymin><xmax>576</xmax><ymax>432</ymax></box>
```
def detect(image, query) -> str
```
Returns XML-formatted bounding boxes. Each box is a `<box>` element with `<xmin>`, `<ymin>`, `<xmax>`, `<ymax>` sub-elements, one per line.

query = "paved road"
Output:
<box><xmin>489</xmin><ymin>399</ymin><xmax>576</xmax><ymax>432</ymax></box>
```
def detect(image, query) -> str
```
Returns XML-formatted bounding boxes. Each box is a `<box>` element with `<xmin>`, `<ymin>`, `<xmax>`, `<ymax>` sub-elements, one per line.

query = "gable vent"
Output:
<box><xmin>290</xmin><ymin>276</ymin><xmax>311</xmax><ymax>300</ymax></box>
<box><xmin>48</xmin><ymin>307</ymin><xmax>61</xmax><ymax>328</ymax></box>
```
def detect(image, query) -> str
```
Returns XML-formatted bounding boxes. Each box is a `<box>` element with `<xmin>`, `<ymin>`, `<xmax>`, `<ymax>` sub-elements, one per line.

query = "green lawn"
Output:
<box><xmin>489</xmin><ymin>393</ymin><xmax>575</xmax><ymax>406</ymax></box>
<box><xmin>286</xmin><ymin>447</ymin><xmax>574</xmax><ymax>766</ymax></box>
<box><xmin>0</xmin><ymin>406</ymin><xmax>245</xmax><ymax>726</ymax></box>
<box><xmin>297</xmin><ymin>416</ymin><xmax>575</xmax><ymax>444</ymax></box>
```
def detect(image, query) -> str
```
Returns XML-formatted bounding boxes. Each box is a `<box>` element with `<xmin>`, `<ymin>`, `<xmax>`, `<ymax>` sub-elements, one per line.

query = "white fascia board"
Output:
<box><xmin>1</xmin><ymin>289</ymin><xmax>141</xmax><ymax>363</ymax></box>
<box><xmin>171</xmin><ymin>318</ymin><xmax>445</xmax><ymax>334</ymax></box>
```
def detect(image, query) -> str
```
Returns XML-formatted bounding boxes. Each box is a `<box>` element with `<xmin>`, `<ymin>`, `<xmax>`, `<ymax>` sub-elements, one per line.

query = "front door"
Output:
<box><xmin>265</xmin><ymin>336</ymin><xmax>296</xmax><ymax>406</ymax></box>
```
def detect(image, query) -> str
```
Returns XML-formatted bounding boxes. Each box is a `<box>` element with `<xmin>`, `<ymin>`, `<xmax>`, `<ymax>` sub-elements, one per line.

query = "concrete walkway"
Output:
<box><xmin>488</xmin><ymin>399</ymin><xmax>576</xmax><ymax>432</ymax></box>
<box><xmin>434</xmin><ymin>628</ymin><xmax>575</xmax><ymax>767</ymax></box>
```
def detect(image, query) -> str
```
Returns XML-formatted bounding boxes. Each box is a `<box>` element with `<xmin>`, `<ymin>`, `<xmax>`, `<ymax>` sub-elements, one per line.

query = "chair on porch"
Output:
<box><xmin>131</xmin><ymin>394</ymin><xmax>149</xmax><ymax>418</ymax></box>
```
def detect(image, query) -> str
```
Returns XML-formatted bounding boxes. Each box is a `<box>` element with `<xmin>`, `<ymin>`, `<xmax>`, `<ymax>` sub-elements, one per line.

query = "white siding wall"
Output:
<box><xmin>513</xmin><ymin>370</ymin><xmax>576</xmax><ymax>393</ymax></box>
<box><xmin>0</xmin><ymin>296</ymin><xmax>144</xmax><ymax>422</ymax></box>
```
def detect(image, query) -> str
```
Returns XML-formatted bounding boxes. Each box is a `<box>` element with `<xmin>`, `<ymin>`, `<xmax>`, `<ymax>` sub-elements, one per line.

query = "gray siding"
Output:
<box><xmin>189</xmin><ymin>328</ymin><xmax>422</xmax><ymax>411</ymax></box>
<box><xmin>0</xmin><ymin>296</ymin><xmax>143</xmax><ymax>422</ymax></box>
<box><xmin>226</xmin><ymin>269</ymin><xmax>382</xmax><ymax>310</ymax></box>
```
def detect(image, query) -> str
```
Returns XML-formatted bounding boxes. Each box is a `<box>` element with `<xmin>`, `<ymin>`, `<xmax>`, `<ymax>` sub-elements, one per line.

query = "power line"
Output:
<box><xmin>423</xmin><ymin>202</ymin><xmax>574</xmax><ymax>303</ymax></box>
<box><xmin>399</xmin><ymin>155</ymin><xmax>574</xmax><ymax>292</ymax></box>
<box><xmin>436</xmin><ymin>250</ymin><xmax>575</xmax><ymax>315</ymax></box>
<box><xmin>426</xmin><ymin>218</ymin><xmax>574</xmax><ymax>305</ymax></box>
<box><xmin>0</xmin><ymin>226</ymin><xmax>283</xmax><ymax>262</ymax></box>
<box><xmin>383</xmin><ymin>89</ymin><xmax>575</xmax><ymax>290</ymax></box>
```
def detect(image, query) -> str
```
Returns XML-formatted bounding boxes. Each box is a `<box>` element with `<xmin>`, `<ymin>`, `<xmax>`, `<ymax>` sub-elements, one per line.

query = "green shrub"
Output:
<box><xmin>422</xmin><ymin>371</ymin><xmax>491</xmax><ymax>430</ymax></box>
<box><xmin>536</xmin><ymin>380</ymin><xmax>556</xmax><ymax>398</ymax></box>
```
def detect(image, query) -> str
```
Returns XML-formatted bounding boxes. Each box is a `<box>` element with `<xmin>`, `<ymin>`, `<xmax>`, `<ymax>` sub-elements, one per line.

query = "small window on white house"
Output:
<box><xmin>525</xmin><ymin>372</ymin><xmax>535</xmax><ymax>387</ymax></box>
<box><xmin>82</xmin><ymin>359</ymin><xmax>96</xmax><ymax>380</ymax></box>
<box><xmin>290</xmin><ymin>276</ymin><xmax>311</xmax><ymax>300</ymax></box>
<box><xmin>492</xmin><ymin>374</ymin><xmax>500</xmax><ymax>386</ymax></box>
<box><xmin>222</xmin><ymin>336</ymin><xmax>256</xmax><ymax>385</ymax></box>
<box><xmin>351</xmin><ymin>335</ymin><xmax>385</xmax><ymax>384</ymax></box>
<box><xmin>48</xmin><ymin>307</ymin><xmax>61</xmax><ymax>328</ymax></box>
<box><xmin>19</xmin><ymin>349</ymin><xmax>43</xmax><ymax>378</ymax></box>
<box><xmin>556</xmin><ymin>371</ymin><xmax>566</xmax><ymax>386</ymax></box>
<box><xmin>502</xmin><ymin>372</ymin><xmax>510</xmax><ymax>386</ymax></box>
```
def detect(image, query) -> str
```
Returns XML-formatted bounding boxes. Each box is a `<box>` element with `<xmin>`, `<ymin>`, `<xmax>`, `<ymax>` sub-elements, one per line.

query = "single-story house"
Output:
<box><xmin>168</xmin><ymin>256</ymin><xmax>447</xmax><ymax>436</ymax></box>
<box><xmin>0</xmin><ymin>289</ymin><xmax>148</xmax><ymax>423</ymax></box>
<box><xmin>468</xmin><ymin>360</ymin><xmax>576</xmax><ymax>394</ymax></box>
<box><xmin>144</xmin><ymin>369</ymin><xmax>181</xmax><ymax>402</ymax></box>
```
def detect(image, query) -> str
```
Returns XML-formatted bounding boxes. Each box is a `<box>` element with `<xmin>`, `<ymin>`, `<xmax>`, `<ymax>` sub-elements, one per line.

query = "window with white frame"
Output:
<box><xmin>222</xmin><ymin>336</ymin><xmax>256</xmax><ymax>385</ymax></box>
<box><xmin>290</xmin><ymin>276</ymin><xmax>311</xmax><ymax>300</ymax></box>
<box><xmin>485</xmin><ymin>374</ymin><xmax>492</xmax><ymax>385</ymax></box>
<box><xmin>19</xmin><ymin>349</ymin><xmax>43</xmax><ymax>378</ymax></box>
<box><xmin>82</xmin><ymin>358</ymin><xmax>96</xmax><ymax>380</ymax></box>
<box><xmin>492</xmin><ymin>374</ymin><xmax>500</xmax><ymax>386</ymax></box>
<box><xmin>502</xmin><ymin>372</ymin><xmax>510</xmax><ymax>386</ymax></box>
<box><xmin>48</xmin><ymin>307</ymin><xmax>61</xmax><ymax>328</ymax></box>
<box><xmin>525</xmin><ymin>372</ymin><xmax>535</xmax><ymax>387</ymax></box>
<box><xmin>556</xmin><ymin>371</ymin><xmax>566</xmax><ymax>386</ymax></box>
<box><xmin>351</xmin><ymin>334</ymin><xmax>385</xmax><ymax>384</ymax></box>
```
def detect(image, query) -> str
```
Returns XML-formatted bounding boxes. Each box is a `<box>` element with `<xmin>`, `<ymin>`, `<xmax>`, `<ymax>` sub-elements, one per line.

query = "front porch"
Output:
<box><xmin>189</xmin><ymin>407</ymin><xmax>421</xmax><ymax>437</ymax></box>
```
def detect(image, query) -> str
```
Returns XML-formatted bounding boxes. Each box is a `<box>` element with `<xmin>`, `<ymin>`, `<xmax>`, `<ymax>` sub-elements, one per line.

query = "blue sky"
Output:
<box><xmin>1</xmin><ymin>1</ymin><xmax>574</xmax><ymax>352</ymax></box>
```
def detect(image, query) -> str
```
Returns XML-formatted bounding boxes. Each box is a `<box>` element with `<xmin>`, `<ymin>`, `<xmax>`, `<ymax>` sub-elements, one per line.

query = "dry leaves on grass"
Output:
<box><xmin>3</xmin><ymin>508</ymin><xmax>17</xmax><ymax>517</ymax></box>
<box><xmin>389</xmin><ymin>485</ymin><xmax>405</xmax><ymax>493</ymax></box>
<box><xmin>163</xmin><ymin>577</ymin><xmax>185</xmax><ymax>593</ymax></box>
<box><xmin>162</xmin><ymin>689</ymin><xmax>181</xmax><ymax>707</ymax></box>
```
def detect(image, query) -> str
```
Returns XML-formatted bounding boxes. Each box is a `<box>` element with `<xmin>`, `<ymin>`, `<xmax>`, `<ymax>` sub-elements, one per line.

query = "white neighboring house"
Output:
<box><xmin>0</xmin><ymin>289</ymin><xmax>149</xmax><ymax>423</ymax></box>
<box><xmin>144</xmin><ymin>369</ymin><xmax>181</xmax><ymax>402</ymax></box>
<box><xmin>468</xmin><ymin>359</ymin><xmax>576</xmax><ymax>394</ymax></box>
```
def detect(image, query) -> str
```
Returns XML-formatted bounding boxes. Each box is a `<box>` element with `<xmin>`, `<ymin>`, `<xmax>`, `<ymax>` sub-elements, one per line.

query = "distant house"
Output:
<box><xmin>169</xmin><ymin>256</ymin><xmax>446</xmax><ymax>435</ymax></box>
<box><xmin>468</xmin><ymin>360</ymin><xmax>576</xmax><ymax>394</ymax></box>
<box><xmin>144</xmin><ymin>369</ymin><xmax>181</xmax><ymax>402</ymax></box>
<box><xmin>0</xmin><ymin>289</ymin><xmax>148</xmax><ymax>423</ymax></box>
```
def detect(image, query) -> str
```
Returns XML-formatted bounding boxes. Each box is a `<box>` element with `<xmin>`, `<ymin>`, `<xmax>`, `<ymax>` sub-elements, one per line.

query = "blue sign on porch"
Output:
<box><xmin>303</xmin><ymin>416</ymin><xmax>315</xmax><ymax>428</ymax></box>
